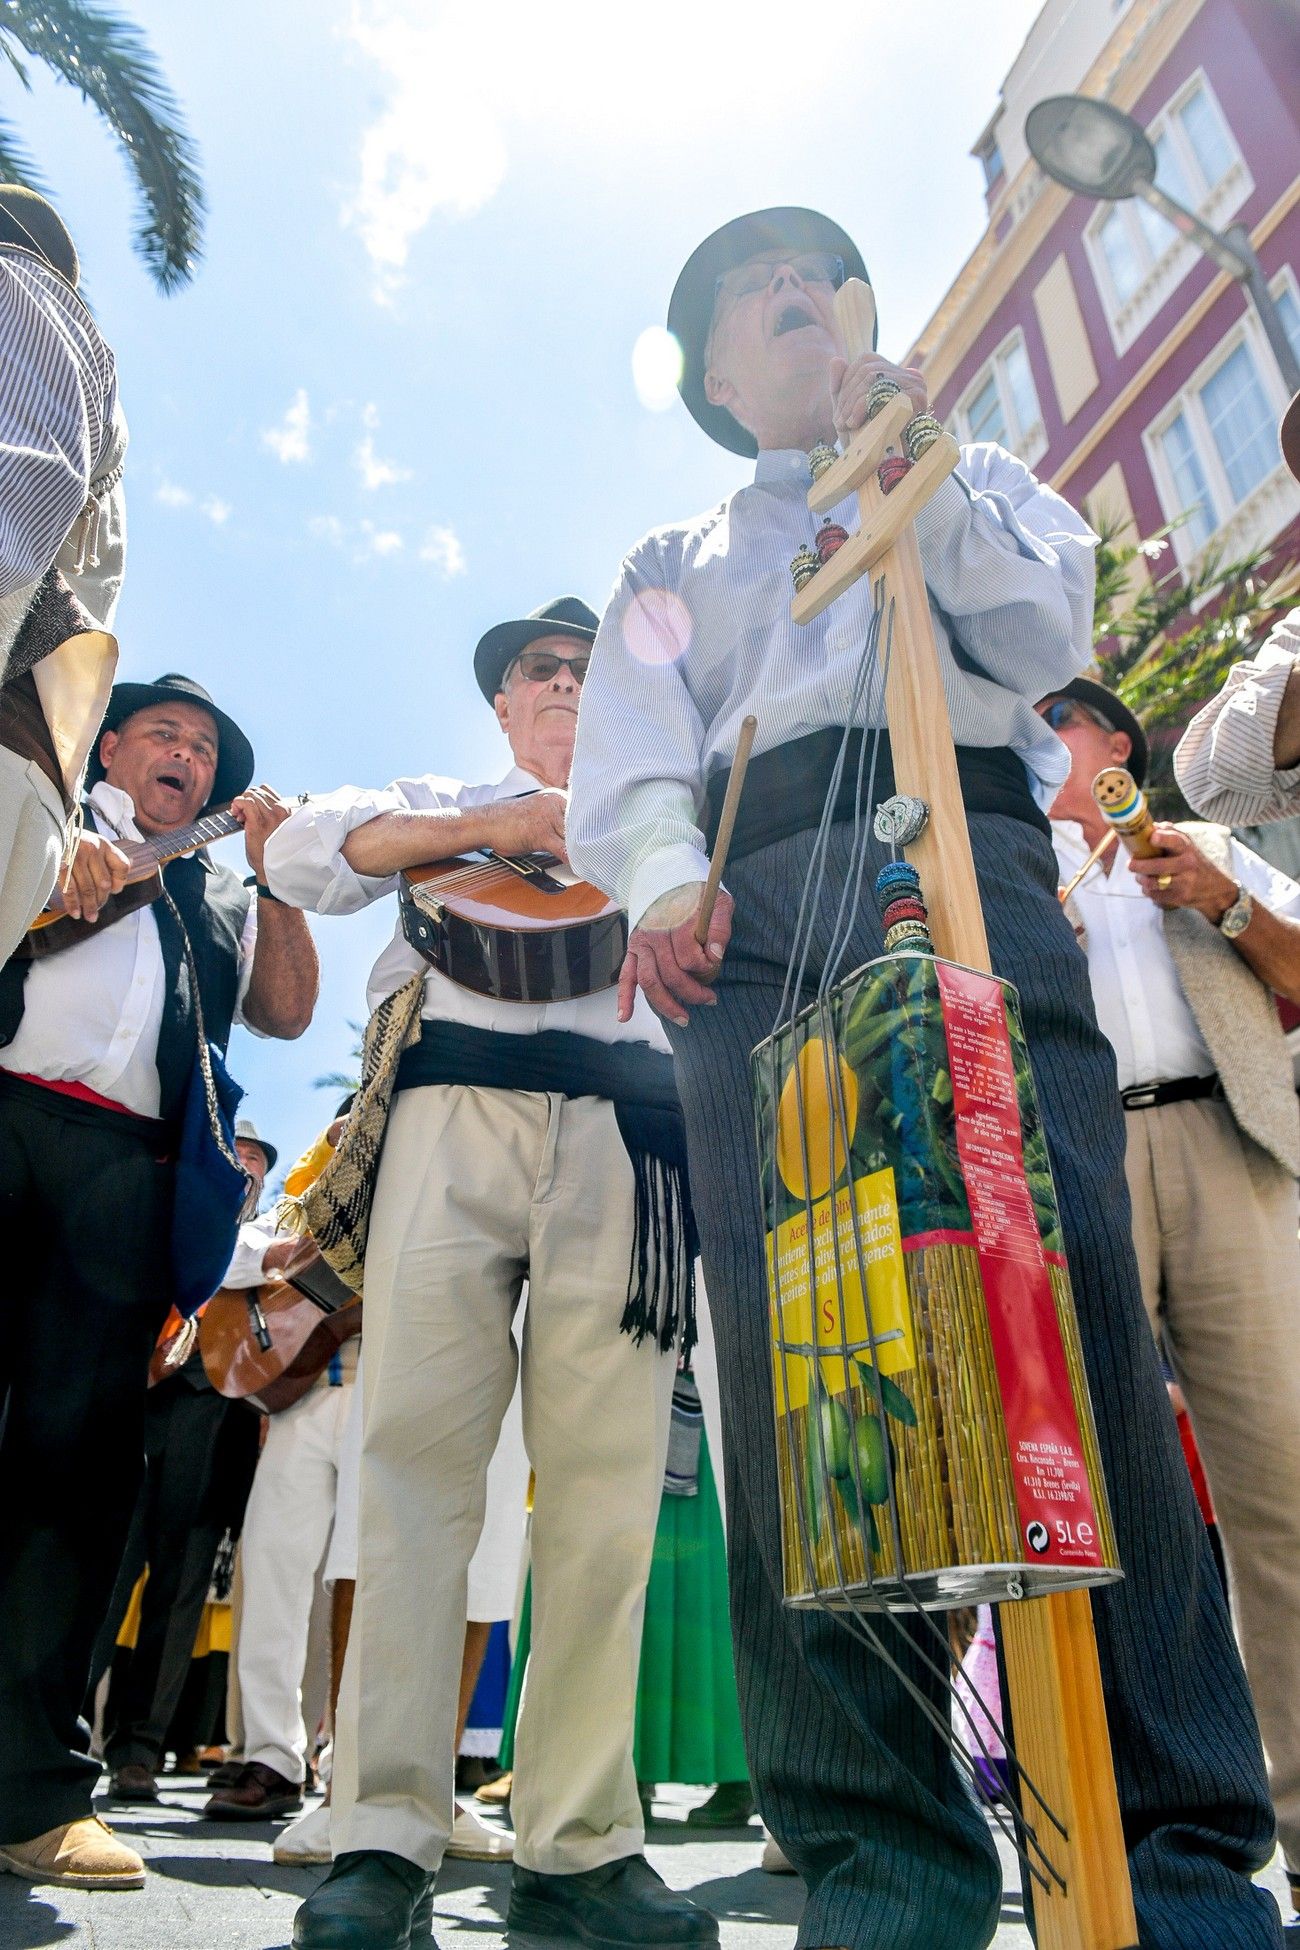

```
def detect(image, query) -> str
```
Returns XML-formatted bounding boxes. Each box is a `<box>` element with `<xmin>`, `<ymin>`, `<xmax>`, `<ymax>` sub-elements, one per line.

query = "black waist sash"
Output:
<box><xmin>396</xmin><ymin>1021</ymin><xmax>696</xmax><ymax>1357</ymax></box>
<box><xmin>704</xmin><ymin>727</ymin><xmax>1048</xmax><ymax>857</ymax></box>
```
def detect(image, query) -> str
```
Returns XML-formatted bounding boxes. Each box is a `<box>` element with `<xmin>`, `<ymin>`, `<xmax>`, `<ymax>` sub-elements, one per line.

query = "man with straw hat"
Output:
<box><xmin>569</xmin><ymin>206</ymin><xmax>1283</xmax><ymax>1948</ymax></box>
<box><xmin>1175</xmin><ymin>391</ymin><xmax>1300</xmax><ymax>824</ymax></box>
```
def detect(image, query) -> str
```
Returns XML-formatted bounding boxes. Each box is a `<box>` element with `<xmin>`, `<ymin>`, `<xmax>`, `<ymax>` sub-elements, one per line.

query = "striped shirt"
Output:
<box><xmin>1173</xmin><ymin>608</ymin><xmax>1300</xmax><ymax>827</ymax></box>
<box><xmin>0</xmin><ymin>248</ymin><xmax>117</xmax><ymax>601</ymax></box>
<box><xmin>568</xmin><ymin>441</ymin><xmax>1098</xmax><ymax>928</ymax></box>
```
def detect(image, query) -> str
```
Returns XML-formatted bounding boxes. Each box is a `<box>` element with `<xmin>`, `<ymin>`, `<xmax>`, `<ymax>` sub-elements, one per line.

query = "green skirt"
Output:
<box><xmin>500</xmin><ymin>1436</ymin><xmax>746</xmax><ymax>1784</ymax></box>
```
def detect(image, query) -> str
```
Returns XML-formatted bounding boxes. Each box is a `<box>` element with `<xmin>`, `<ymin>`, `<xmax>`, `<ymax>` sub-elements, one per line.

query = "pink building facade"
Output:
<box><xmin>908</xmin><ymin>0</ymin><xmax>1300</xmax><ymax>578</ymax></box>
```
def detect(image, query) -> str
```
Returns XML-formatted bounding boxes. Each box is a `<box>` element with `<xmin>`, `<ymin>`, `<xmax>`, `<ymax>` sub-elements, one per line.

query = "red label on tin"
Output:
<box><xmin>935</xmin><ymin>962</ymin><xmax>1103</xmax><ymax>1569</ymax></box>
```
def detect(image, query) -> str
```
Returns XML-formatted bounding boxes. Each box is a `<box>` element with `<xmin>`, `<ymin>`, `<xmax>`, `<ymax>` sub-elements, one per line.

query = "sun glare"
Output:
<box><xmin>631</xmin><ymin>327</ymin><xmax>684</xmax><ymax>414</ymax></box>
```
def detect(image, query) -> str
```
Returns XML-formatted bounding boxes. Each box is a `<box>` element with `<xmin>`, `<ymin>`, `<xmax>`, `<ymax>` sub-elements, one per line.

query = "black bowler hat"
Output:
<box><xmin>1047</xmin><ymin>676</ymin><xmax>1149</xmax><ymax>787</ymax></box>
<box><xmin>0</xmin><ymin>186</ymin><xmax>79</xmax><ymax>287</ymax></box>
<box><xmin>473</xmin><ymin>596</ymin><xmax>599</xmax><ymax>705</ymax></box>
<box><xmin>89</xmin><ymin>672</ymin><xmax>255</xmax><ymax>810</ymax></box>
<box><xmin>667</xmin><ymin>206</ymin><xmax>872</xmax><ymax>459</ymax></box>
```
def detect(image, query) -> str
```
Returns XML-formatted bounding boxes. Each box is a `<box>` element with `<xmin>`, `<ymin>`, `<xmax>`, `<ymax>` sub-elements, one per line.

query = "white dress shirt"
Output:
<box><xmin>224</xmin><ymin>1217</ymin><xmax>275</xmax><ymax>1290</ymax></box>
<box><xmin>1051</xmin><ymin>819</ymin><xmax>1300</xmax><ymax>1090</ymax></box>
<box><xmin>0</xmin><ymin>781</ymin><xmax>257</xmax><ymax>1115</ymax></box>
<box><xmin>263</xmin><ymin>762</ymin><xmax>669</xmax><ymax>1053</ymax></box>
<box><xmin>568</xmin><ymin>441</ymin><xmax>1098</xmax><ymax>927</ymax></box>
<box><xmin>1173</xmin><ymin>609</ymin><xmax>1300</xmax><ymax>827</ymax></box>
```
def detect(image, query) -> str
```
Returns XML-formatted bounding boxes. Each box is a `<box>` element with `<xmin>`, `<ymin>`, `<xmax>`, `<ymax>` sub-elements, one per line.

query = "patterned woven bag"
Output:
<box><xmin>278</xmin><ymin>972</ymin><xmax>424</xmax><ymax>1294</ymax></box>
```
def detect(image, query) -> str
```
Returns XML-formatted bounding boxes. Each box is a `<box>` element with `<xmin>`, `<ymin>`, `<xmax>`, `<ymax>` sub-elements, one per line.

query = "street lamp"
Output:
<box><xmin>1025</xmin><ymin>93</ymin><xmax>1300</xmax><ymax>395</ymax></box>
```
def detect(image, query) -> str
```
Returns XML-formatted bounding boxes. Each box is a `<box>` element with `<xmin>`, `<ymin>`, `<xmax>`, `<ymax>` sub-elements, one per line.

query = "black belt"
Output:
<box><xmin>702</xmin><ymin>727</ymin><xmax>1048</xmax><ymax>862</ymax></box>
<box><xmin>395</xmin><ymin>1020</ymin><xmax>680</xmax><ymax>1109</ymax></box>
<box><xmin>1120</xmin><ymin>1075</ymin><xmax>1223</xmax><ymax>1112</ymax></box>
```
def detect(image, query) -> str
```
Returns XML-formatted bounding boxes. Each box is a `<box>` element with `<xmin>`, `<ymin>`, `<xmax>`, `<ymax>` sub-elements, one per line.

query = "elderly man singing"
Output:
<box><xmin>568</xmin><ymin>207</ymin><xmax>1283</xmax><ymax>1950</ymax></box>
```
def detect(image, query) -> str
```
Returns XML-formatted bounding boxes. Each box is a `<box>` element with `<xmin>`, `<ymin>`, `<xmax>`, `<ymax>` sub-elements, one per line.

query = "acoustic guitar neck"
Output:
<box><xmin>32</xmin><ymin>803</ymin><xmax>239</xmax><ymax>928</ymax></box>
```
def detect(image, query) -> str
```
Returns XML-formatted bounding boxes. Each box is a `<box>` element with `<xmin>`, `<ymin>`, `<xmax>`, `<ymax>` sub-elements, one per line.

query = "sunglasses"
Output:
<box><xmin>714</xmin><ymin>251</ymin><xmax>846</xmax><ymax>308</ymax></box>
<box><xmin>511</xmin><ymin>648</ymin><xmax>591</xmax><ymax>685</ymax></box>
<box><xmin>1042</xmin><ymin>698</ymin><xmax>1116</xmax><ymax>734</ymax></box>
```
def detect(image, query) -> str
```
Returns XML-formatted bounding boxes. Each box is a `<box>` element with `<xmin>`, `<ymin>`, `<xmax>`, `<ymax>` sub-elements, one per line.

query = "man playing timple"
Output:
<box><xmin>266</xmin><ymin>599</ymin><xmax>713</xmax><ymax>1950</ymax></box>
<box><xmin>1042</xmin><ymin>676</ymin><xmax>1300</xmax><ymax>1933</ymax></box>
<box><xmin>568</xmin><ymin>208</ymin><xmax>1282</xmax><ymax>1948</ymax></box>
<box><xmin>0</xmin><ymin>673</ymin><xmax>317</xmax><ymax>1894</ymax></box>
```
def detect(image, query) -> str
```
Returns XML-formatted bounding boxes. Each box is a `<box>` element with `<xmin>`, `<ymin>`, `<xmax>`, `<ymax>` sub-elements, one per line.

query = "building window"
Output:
<box><xmin>954</xmin><ymin>331</ymin><xmax>1046</xmax><ymax>464</ymax></box>
<box><xmin>978</xmin><ymin>139</ymin><xmax>1005</xmax><ymax>192</ymax></box>
<box><xmin>1270</xmin><ymin>269</ymin><xmax>1300</xmax><ymax>368</ymax></box>
<box><xmin>1146</xmin><ymin>321</ymin><xmax>1294</xmax><ymax>564</ymax></box>
<box><xmin>1085</xmin><ymin>72</ymin><xmax>1250</xmax><ymax>353</ymax></box>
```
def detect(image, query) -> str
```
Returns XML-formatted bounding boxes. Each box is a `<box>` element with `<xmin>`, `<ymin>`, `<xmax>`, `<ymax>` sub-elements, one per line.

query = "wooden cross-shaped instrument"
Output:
<box><xmin>791</xmin><ymin>278</ymin><xmax>1138</xmax><ymax>1950</ymax></box>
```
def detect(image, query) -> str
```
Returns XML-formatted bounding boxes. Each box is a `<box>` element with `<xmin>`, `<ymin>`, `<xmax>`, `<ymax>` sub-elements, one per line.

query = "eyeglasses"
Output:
<box><xmin>511</xmin><ymin>648</ymin><xmax>591</xmax><ymax>685</ymax></box>
<box><xmin>714</xmin><ymin>251</ymin><xmax>846</xmax><ymax>308</ymax></box>
<box><xmin>1042</xmin><ymin>698</ymin><xmax>1115</xmax><ymax>734</ymax></box>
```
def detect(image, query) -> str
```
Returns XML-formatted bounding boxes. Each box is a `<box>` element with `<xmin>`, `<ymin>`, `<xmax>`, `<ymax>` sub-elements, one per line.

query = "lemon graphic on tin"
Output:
<box><xmin>776</xmin><ymin>1038</ymin><xmax>859</xmax><ymax>1201</ymax></box>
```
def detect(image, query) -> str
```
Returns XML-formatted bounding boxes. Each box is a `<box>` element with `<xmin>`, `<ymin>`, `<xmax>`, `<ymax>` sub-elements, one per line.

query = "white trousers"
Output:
<box><xmin>237</xmin><ymin>1372</ymin><xmax>354</xmax><ymax>1783</ymax></box>
<box><xmin>0</xmin><ymin>747</ymin><xmax>64</xmax><ymax>963</ymax></box>
<box><xmin>330</xmin><ymin>1085</ymin><xmax>676</xmax><ymax>1875</ymax></box>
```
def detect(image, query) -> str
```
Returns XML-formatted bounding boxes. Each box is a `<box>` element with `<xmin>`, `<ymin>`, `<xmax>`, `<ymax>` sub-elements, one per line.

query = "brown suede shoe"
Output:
<box><xmin>0</xmin><ymin>1816</ymin><xmax>145</xmax><ymax>1889</ymax></box>
<box><xmin>204</xmin><ymin>1760</ymin><xmax>303</xmax><ymax>1821</ymax></box>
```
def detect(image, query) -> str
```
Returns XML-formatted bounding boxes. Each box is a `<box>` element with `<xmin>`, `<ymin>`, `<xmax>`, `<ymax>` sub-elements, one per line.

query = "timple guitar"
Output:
<box><xmin>24</xmin><ymin>804</ymin><xmax>242</xmax><ymax>958</ymax></box>
<box><xmin>400</xmin><ymin>851</ymin><xmax>627</xmax><ymax>1003</ymax></box>
<box><xmin>198</xmin><ymin>1244</ymin><xmax>361</xmax><ymax>1415</ymax></box>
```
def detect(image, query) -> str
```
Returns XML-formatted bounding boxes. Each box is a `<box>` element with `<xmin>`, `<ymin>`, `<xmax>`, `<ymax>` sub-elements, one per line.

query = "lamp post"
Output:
<box><xmin>1025</xmin><ymin>93</ymin><xmax>1300</xmax><ymax>395</ymax></box>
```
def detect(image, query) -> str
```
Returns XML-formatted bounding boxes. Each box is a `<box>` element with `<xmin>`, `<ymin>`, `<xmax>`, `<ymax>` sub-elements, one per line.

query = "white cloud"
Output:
<box><xmin>359</xmin><ymin>519</ymin><xmax>403</xmax><ymax>558</ymax></box>
<box><xmin>339</xmin><ymin>2</ymin><xmax>837</xmax><ymax>303</ymax></box>
<box><xmin>309</xmin><ymin>514</ymin><xmax>347</xmax><ymax>547</ymax></box>
<box><xmin>355</xmin><ymin>402</ymin><xmax>413</xmax><ymax>490</ymax></box>
<box><xmin>419</xmin><ymin>524</ymin><xmax>466</xmax><ymax>579</ymax></box>
<box><xmin>156</xmin><ymin>479</ymin><xmax>232</xmax><ymax>526</ymax></box>
<box><xmin>262</xmin><ymin>388</ymin><xmax>313</xmax><ymax>464</ymax></box>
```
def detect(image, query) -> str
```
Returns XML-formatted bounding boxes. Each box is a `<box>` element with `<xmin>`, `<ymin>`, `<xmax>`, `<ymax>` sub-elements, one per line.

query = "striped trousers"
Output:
<box><xmin>669</xmin><ymin>814</ymin><xmax>1280</xmax><ymax>1950</ymax></box>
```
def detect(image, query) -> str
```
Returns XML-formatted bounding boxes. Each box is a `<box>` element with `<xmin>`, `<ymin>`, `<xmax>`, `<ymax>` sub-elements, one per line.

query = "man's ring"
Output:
<box><xmin>1157</xmin><ymin>873</ymin><xmax>1173</xmax><ymax>889</ymax></box>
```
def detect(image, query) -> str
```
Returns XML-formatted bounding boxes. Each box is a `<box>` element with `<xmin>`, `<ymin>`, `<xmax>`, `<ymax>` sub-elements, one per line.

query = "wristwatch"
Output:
<box><xmin>1218</xmin><ymin>886</ymin><xmax>1254</xmax><ymax>939</ymax></box>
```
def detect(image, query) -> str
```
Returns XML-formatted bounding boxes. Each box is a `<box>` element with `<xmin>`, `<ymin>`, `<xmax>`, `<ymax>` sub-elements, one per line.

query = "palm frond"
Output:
<box><xmin>0</xmin><ymin>35</ymin><xmax>30</xmax><ymax>86</ymax></box>
<box><xmin>0</xmin><ymin>106</ymin><xmax>42</xmax><ymax>185</ymax></box>
<box><xmin>0</xmin><ymin>1</ymin><xmax>204</xmax><ymax>290</ymax></box>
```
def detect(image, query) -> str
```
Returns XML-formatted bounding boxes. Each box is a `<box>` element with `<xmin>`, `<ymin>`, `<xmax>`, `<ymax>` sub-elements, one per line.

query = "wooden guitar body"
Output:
<box><xmin>400</xmin><ymin>853</ymin><xmax>627</xmax><ymax>1002</ymax></box>
<box><xmin>199</xmin><ymin>1279</ymin><xmax>361</xmax><ymax>1414</ymax></box>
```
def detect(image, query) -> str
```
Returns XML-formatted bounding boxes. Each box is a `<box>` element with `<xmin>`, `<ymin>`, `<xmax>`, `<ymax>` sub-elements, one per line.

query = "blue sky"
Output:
<box><xmin>20</xmin><ymin>0</ymin><xmax>1044</xmax><ymax>1179</ymax></box>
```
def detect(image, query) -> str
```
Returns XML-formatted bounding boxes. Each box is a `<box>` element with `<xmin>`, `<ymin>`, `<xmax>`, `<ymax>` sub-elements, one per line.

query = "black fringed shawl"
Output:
<box><xmin>394</xmin><ymin>1021</ymin><xmax>697</xmax><ymax>1359</ymax></box>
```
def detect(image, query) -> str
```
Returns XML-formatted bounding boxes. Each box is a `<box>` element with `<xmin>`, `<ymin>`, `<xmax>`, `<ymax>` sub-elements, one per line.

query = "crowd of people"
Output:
<box><xmin>1</xmin><ymin>178</ymin><xmax>1300</xmax><ymax>1950</ymax></box>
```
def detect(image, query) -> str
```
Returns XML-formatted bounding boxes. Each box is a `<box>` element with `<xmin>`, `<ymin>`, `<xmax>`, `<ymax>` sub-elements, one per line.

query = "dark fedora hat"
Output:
<box><xmin>1281</xmin><ymin>391</ymin><xmax>1300</xmax><ymax>485</ymax></box>
<box><xmin>473</xmin><ymin>596</ymin><xmax>599</xmax><ymax>705</ymax></box>
<box><xmin>0</xmin><ymin>186</ymin><xmax>79</xmax><ymax>288</ymax></box>
<box><xmin>667</xmin><ymin>206</ymin><xmax>872</xmax><ymax>459</ymax></box>
<box><xmin>1046</xmin><ymin>676</ymin><xmax>1149</xmax><ymax>787</ymax></box>
<box><xmin>89</xmin><ymin>672</ymin><xmax>255</xmax><ymax>809</ymax></box>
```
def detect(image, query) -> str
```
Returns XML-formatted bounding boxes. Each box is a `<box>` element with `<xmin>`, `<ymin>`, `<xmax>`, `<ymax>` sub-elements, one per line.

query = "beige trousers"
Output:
<box><xmin>0</xmin><ymin>747</ymin><xmax>64</xmax><ymax>963</ymax></box>
<box><xmin>330</xmin><ymin>1084</ymin><xmax>676</xmax><ymax>1875</ymax></box>
<box><xmin>1125</xmin><ymin>1097</ymin><xmax>1300</xmax><ymax>1870</ymax></box>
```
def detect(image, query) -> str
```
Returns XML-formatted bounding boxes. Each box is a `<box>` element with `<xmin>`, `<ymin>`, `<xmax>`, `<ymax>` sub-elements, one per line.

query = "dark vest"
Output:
<box><xmin>0</xmin><ymin>838</ymin><xmax>250</xmax><ymax>1125</ymax></box>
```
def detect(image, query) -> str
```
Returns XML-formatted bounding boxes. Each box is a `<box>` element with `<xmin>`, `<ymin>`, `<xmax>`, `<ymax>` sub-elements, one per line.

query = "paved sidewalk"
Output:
<box><xmin>0</xmin><ymin>1777</ymin><xmax>1291</xmax><ymax>1948</ymax></box>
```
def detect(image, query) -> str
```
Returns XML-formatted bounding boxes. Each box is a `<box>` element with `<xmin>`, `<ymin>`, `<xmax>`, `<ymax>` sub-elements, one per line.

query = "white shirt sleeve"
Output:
<box><xmin>1228</xmin><ymin>834</ymin><xmax>1300</xmax><ymax>920</ymax></box>
<box><xmin>0</xmin><ymin>257</ymin><xmax>117</xmax><ymax>599</ymax></box>
<box><xmin>913</xmin><ymin>443</ymin><xmax>1099</xmax><ymax>701</ymax></box>
<box><xmin>263</xmin><ymin>777</ymin><xmax>473</xmax><ymax>915</ymax></box>
<box><xmin>569</xmin><ymin>541</ymin><xmax>711</xmax><ymax>929</ymax></box>
<box><xmin>223</xmin><ymin>1217</ymin><xmax>275</xmax><ymax>1290</ymax></box>
<box><xmin>1173</xmin><ymin>613</ymin><xmax>1300</xmax><ymax>826</ymax></box>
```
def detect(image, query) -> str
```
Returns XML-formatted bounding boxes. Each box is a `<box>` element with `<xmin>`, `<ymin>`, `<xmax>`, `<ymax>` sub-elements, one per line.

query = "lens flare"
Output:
<box><xmin>622</xmin><ymin>589</ymin><xmax>693</xmax><ymax>666</ymax></box>
<box><xmin>632</xmin><ymin>326</ymin><xmax>684</xmax><ymax>413</ymax></box>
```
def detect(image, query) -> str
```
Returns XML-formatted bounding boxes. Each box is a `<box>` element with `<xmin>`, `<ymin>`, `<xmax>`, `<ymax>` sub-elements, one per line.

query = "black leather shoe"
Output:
<box><xmin>292</xmin><ymin>1850</ymin><xmax>437</xmax><ymax>1949</ymax></box>
<box><xmin>508</xmin><ymin>1855</ymin><xmax>718</xmax><ymax>1947</ymax></box>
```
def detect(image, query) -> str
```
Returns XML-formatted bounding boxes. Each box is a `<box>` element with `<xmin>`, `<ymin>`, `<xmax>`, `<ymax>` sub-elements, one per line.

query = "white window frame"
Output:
<box><xmin>1143</xmin><ymin>308</ymin><xmax>1300</xmax><ymax>574</ymax></box>
<box><xmin>952</xmin><ymin>329</ymin><xmax>1047</xmax><ymax>466</ymax></box>
<box><xmin>1084</xmin><ymin>69</ymin><xmax>1252</xmax><ymax>357</ymax></box>
<box><xmin>1269</xmin><ymin>264</ymin><xmax>1300</xmax><ymax>367</ymax></box>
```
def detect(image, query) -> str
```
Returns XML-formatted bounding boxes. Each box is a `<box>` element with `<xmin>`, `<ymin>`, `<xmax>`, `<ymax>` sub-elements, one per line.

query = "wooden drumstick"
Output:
<box><xmin>1058</xmin><ymin>828</ymin><xmax>1117</xmax><ymax>904</ymax></box>
<box><xmin>695</xmin><ymin>714</ymin><xmax>757</xmax><ymax>945</ymax></box>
